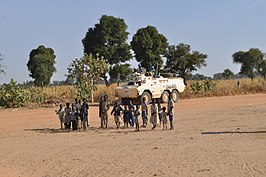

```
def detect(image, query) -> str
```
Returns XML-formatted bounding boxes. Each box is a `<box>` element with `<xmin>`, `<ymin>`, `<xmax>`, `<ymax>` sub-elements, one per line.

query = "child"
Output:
<box><xmin>141</xmin><ymin>97</ymin><xmax>148</xmax><ymax>127</ymax></box>
<box><xmin>150</xmin><ymin>99</ymin><xmax>158</xmax><ymax>130</ymax></box>
<box><xmin>134</xmin><ymin>105</ymin><xmax>141</xmax><ymax>131</ymax></box>
<box><xmin>168</xmin><ymin>96</ymin><xmax>174</xmax><ymax>130</ymax></box>
<box><xmin>111</xmin><ymin>101</ymin><xmax>123</xmax><ymax>129</ymax></box>
<box><xmin>157</xmin><ymin>101</ymin><xmax>162</xmax><ymax>127</ymax></box>
<box><xmin>71</xmin><ymin>104</ymin><xmax>78</xmax><ymax>130</ymax></box>
<box><xmin>123</xmin><ymin>105</ymin><xmax>129</xmax><ymax>127</ymax></box>
<box><xmin>55</xmin><ymin>104</ymin><xmax>64</xmax><ymax>129</ymax></box>
<box><xmin>128</xmin><ymin>100</ymin><xmax>135</xmax><ymax>128</ymax></box>
<box><xmin>161</xmin><ymin>107</ymin><xmax>168</xmax><ymax>130</ymax></box>
<box><xmin>64</xmin><ymin>102</ymin><xmax>72</xmax><ymax>129</ymax></box>
<box><xmin>81</xmin><ymin>98</ymin><xmax>89</xmax><ymax>131</ymax></box>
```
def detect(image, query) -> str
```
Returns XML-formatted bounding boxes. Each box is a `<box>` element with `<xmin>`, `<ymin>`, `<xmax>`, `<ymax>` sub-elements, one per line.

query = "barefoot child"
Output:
<box><xmin>111</xmin><ymin>101</ymin><xmax>123</xmax><ymax>129</ymax></box>
<box><xmin>161</xmin><ymin>107</ymin><xmax>168</xmax><ymax>130</ymax></box>
<box><xmin>55</xmin><ymin>104</ymin><xmax>64</xmax><ymax>129</ymax></box>
<box><xmin>123</xmin><ymin>106</ymin><xmax>129</xmax><ymax>127</ymax></box>
<box><xmin>71</xmin><ymin>104</ymin><xmax>78</xmax><ymax>130</ymax></box>
<box><xmin>151</xmin><ymin>99</ymin><xmax>158</xmax><ymax>130</ymax></box>
<box><xmin>141</xmin><ymin>97</ymin><xmax>148</xmax><ymax>127</ymax></box>
<box><xmin>64</xmin><ymin>102</ymin><xmax>72</xmax><ymax>129</ymax></box>
<box><xmin>134</xmin><ymin>105</ymin><xmax>141</xmax><ymax>131</ymax></box>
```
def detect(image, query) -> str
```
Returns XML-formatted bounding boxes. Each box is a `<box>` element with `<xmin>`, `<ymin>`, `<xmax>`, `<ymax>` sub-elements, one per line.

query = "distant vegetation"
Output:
<box><xmin>1</xmin><ymin>78</ymin><xmax>266</xmax><ymax>108</ymax></box>
<box><xmin>1</xmin><ymin>15</ymin><xmax>266</xmax><ymax>107</ymax></box>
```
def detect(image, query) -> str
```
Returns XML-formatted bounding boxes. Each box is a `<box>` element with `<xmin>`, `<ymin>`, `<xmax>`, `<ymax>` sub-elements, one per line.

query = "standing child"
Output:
<box><xmin>55</xmin><ymin>104</ymin><xmax>64</xmax><ymax>129</ymax></box>
<box><xmin>141</xmin><ymin>97</ymin><xmax>148</xmax><ymax>127</ymax></box>
<box><xmin>157</xmin><ymin>100</ymin><xmax>162</xmax><ymax>127</ymax></box>
<box><xmin>64</xmin><ymin>102</ymin><xmax>72</xmax><ymax>129</ymax></box>
<box><xmin>128</xmin><ymin>100</ymin><xmax>135</xmax><ymax>128</ymax></box>
<box><xmin>111</xmin><ymin>101</ymin><xmax>124</xmax><ymax>129</ymax></box>
<box><xmin>123</xmin><ymin>105</ymin><xmax>129</xmax><ymax>127</ymax></box>
<box><xmin>71</xmin><ymin>104</ymin><xmax>78</xmax><ymax>130</ymax></box>
<box><xmin>81</xmin><ymin>98</ymin><xmax>89</xmax><ymax>131</ymax></box>
<box><xmin>168</xmin><ymin>95</ymin><xmax>174</xmax><ymax>130</ymax></box>
<box><xmin>75</xmin><ymin>99</ymin><xmax>81</xmax><ymax>130</ymax></box>
<box><xmin>150</xmin><ymin>99</ymin><xmax>158</xmax><ymax>130</ymax></box>
<box><xmin>134</xmin><ymin>105</ymin><xmax>141</xmax><ymax>131</ymax></box>
<box><xmin>161</xmin><ymin>107</ymin><xmax>168</xmax><ymax>130</ymax></box>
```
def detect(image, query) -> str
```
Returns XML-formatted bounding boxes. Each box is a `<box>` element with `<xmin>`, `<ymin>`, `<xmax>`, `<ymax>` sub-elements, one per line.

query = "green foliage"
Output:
<box><xmin>203</xmin><ymin>80</ymin><xmax>216</xmax><ymax>91</ymax></box>
<box><xmin>190</xmin><ymin>80</ymin><xmax>216</xmax><ymax>93</ymax></box>
<box><xmin>29</xmin><ymin>87</ymin><xmax>47</xmax><ymax>104</ymax></box>
<box><xmin>109</xmin><ymin>64</ymin><xmax>133</xmax><ymax>83</ymax></box>
<box><xmin>131</xmin><ymin>26</ymin><xmax>168</xmax><ymax>72</ymax></box>
<box><xmin>165</xmin><ymin>43</ymin><xmax>207</xmax><ymax>81</ymax></box>
<box><xmin>257</xmin><ymin>60</ymin><xmax>266</xmax><ymax>79</ymax></box>
<box><xmin>222</xmin><ymin>69</ymin><xmax>235</xmax><ymax>79</ymax></box>
<box><xmin>82</xmin><ymin>15</ymin><xmax>132</xmax><ymax>65</ymax></box>
<box><xmin>190</xmin><ymin>81</ymin><xmax>202</xmax><ymax>93</ymax></box>
<box><xmin>0</xmin><ymin>79</ymin><xmax>30</xmax><ymax>107</ymax></box>
<box><xmin>232</xmin><ymin>48</ymin><xmax>263</xmax><ymax>81</ymax></box>
<box><xmin>27</xmin><ymin>45</ymin><xmax>56</xmax><ymax>86</ymax></box>
<box><xmin>67</xmin><ymin>53</ymin><xmax>108</xmax><ymax>101</ymax></box>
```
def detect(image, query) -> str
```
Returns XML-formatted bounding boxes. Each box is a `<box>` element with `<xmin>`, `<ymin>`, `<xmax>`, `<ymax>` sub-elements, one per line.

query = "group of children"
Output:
<box><xmin>56</xmin><ymin>95</ymin><xmax>175</xmax><ymax>131</ymax></box>
<box><xmin>109</xmin><ymin>96</ymin><xmax>175</xmax><ymax>131</ymax></box>
<box><xmin>55</xmin><ymin>98</ymin><xmax>89</xmax><ymax>131</ymax></box>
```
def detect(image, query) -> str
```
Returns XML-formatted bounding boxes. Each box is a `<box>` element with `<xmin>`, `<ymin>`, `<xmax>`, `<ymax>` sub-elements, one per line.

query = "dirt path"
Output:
<box><xmin>0</xmin><ymin>94</ymin><xmax>266</xmax><ymax>177</ymax></box>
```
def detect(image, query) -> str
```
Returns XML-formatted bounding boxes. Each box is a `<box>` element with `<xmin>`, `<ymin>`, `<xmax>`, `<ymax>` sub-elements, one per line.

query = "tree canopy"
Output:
<box><xmin>222</xmin><ymin>69</ymin><xmax>235</xmax><ymax>79</ymax></box>
<box><xmin>67</xmin><ymin>53</ymin><xmax>108</xmax><ymax>102</ymax></box>
<box><xmin>82</xmin><ymin>15</ymin><xmax>132</xmax><ymax>65</ymax></box>
<box><xmin>257</xmin><ymin>59</ymin><xmax>266</xmax><ymax>79</ymax></box>
<box><xmin>0</xmin><ymin>53</ymin><xmax>5</xmax><ymax>78</ymax></box>
<box><xmin>232</xmin><ymin>48</ymin><xmax>263</xmax><ymax>81</ymax></box>
<box><xmin>131</xmin><ymin>26</ymin><xmax>168</xmax><ymax>72</ymax></box>
<box><xmin>109</xmin><ymin>64</ymin><xmax>133</xmax><ymax>83</ymax></box>
<box><xmin>27</xmin><ymin>45</ymin><xmax>56</xmax><ymax>86</ymax></box>
<box><xmin>165</xmin><ymin>43</ymin><xmax>207</xmax><ymax>82</ymax></box>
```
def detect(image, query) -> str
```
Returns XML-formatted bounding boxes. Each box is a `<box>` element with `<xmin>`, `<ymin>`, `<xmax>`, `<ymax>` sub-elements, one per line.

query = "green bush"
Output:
<box><xmin>29</xmin><ymin>87</ymin><xmax>47</xmax><ymax>104</ymax></box>
<box><xmin>0</xmin><ymin>79</ymin><xmax>30</xmax><ymax>107</ymax></box>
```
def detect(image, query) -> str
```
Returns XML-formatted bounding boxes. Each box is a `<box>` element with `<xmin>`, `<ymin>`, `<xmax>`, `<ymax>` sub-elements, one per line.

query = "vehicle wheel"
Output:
<box><xmin>171</xmin><ymin>90</ymin><xmax>179</xmax><ymax>103</ymax></box>
<box><xmin>160</xmin><ymin>91</ymin><xmax>169</xmax><ymax>103</ymax></box>
<box><xmin>161</xmin><ymin>73</ymin><xmax>174</xmax><ymax>78</ymax></box>
<box><xmin>141</xmin><ymin>91</ymin><xmax>151</xmax><ymax>104</ymax></box>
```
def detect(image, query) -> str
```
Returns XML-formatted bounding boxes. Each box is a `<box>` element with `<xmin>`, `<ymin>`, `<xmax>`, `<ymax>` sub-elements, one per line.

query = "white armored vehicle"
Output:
<box><xmin>115</xmin><ymin>72</ymin><xmax>186</xmax><ymax>104</ymax></box>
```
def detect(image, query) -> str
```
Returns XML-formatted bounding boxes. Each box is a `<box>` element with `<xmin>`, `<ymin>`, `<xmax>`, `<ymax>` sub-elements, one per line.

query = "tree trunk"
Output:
<box><xmin>91</xmin><ymin>78</ymin><xmax>94</xmax><ymax>103</ymax></box>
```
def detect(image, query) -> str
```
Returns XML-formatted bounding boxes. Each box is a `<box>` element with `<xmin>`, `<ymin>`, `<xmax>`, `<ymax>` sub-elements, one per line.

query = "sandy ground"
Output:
<box><xmin>0</xmin><ymin>94</ymin><xmax>266</xmax><ymax>177</ymax></box>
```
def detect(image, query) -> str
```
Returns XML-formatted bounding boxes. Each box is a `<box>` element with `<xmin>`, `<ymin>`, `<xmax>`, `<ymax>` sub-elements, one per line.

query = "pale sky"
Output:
<box><xmin>1</xmin><ymin>0</ymin><xmax>266</xmax><ymax>83</ymax></box>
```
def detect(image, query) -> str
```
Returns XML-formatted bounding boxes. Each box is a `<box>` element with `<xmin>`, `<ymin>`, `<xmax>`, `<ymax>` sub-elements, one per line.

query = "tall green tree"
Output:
<box><xmin>222</xmin><ymin>69</ymin><xmax>235</xmax><ymax>79</ymax></box>
<box><xmin>27</xmin><ymin>45</ymin><xmax>56</xmax><ymax>86</ymax></box>
<box><xmin>131</xmin><ymin>26</ymin><xmax>168</xmax><ymax>72</ymax></box>
<box><xmin>109</xmin><ymin>64</ymin><xmax>133</xmax><ymax>84</ymax></box>
<box><xmin>0</xmin><ymin>53</ymin><xmax>5</xmax><ymax>78</ymax></box>
<box><xmin>82</xmin><ymin>15</ymin><xmax>132</xmax><ymax>84</ymax></box>
<box><xmin>257</xmin><ymin>60</ymin><xmax>266</xmax><ymax>79</ymax></box>
<box><xmin>165</xmin><ymin>43</ymin><xmax>207</xmax><ymax>82</ymax></box>
<box><xmin>232</xmin><ymin>48</ymin><xmax>263</xmax><ymax>81</ymax></box>
<box><xmin>67</xmin><ymin>53</ymin><xmax>108</xmax><ymax>102</ymax></box>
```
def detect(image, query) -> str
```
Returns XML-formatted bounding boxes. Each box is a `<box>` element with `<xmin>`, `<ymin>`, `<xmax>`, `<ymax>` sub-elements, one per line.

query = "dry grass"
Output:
<box><xmin>181</xmin><ymin>78</ymin><xmax>266</xmax><ymax>99</ymax></box>
<box><xmin>40</xmin><ymin>79</ymin><xmax>266</xmax><ymax>104</ymax></box>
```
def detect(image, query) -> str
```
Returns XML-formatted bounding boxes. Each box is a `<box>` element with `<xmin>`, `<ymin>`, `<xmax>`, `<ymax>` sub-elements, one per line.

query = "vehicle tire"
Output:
<box><xmin>141</xmin><ymin>91</ymin><xmax>151</xmax><ymax>104</ymax></box>
<box><xmin>160</xmin><ymin>73</ymin><xmax>174</xmax><ymax>78</ymax></box>
<box><xmin>160</xmin><ymin>91</ymin><xmax>169</xmax><ymax>103</ymax></box>
<box><xmin>171</xmin><ymin>90</ymin><xmax>179</xmax><ymax>103</ymax></box>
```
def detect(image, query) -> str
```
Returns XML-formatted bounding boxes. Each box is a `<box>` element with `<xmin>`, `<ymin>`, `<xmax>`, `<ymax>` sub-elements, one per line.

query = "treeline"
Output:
<box><xmin>1</xmin><ymin>15</ymin><xmax>266</xmax><ymax>107</ymax></box>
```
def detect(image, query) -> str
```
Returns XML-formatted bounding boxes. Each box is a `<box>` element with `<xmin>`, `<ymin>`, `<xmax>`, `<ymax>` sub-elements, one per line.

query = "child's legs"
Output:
<box><xmin>170</xmin><ymin>120</ymin><xmax>173</xmax><ymax>129</ymax></box>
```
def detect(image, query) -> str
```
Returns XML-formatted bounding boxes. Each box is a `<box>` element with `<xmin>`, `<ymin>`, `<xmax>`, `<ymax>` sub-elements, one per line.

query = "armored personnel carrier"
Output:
<box><xmin>115</xmin><ymin>72</ymin><xmax>186</xmax><ymax>104</ymax></box>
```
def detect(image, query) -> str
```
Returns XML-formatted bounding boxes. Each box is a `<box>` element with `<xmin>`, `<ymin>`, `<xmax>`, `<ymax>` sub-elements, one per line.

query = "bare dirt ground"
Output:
<box><xmin>0</xmin><ymin>94</ymin><xmax>266</xmax><ymax>177</ymax></box>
